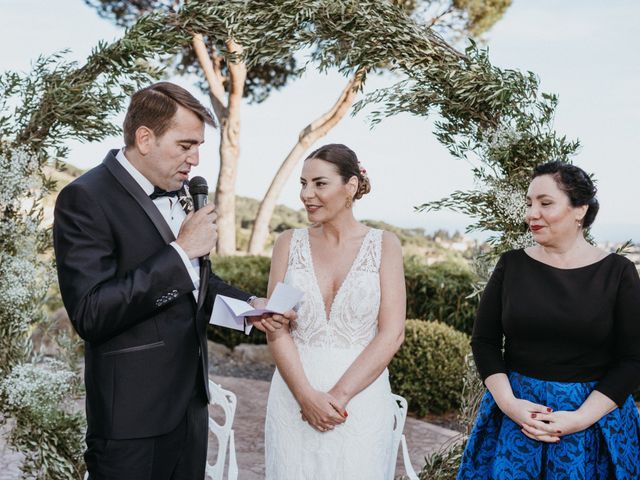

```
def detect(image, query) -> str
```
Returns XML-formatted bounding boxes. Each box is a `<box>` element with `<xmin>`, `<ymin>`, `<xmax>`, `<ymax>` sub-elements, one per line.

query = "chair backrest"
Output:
<box><xmin>391</xmin><ymin>393</ymin><xmax>408</xmax><ymax>449</ymax></box>
<box><xmin>391</xmin><ymin>393</ymin><xmax>418</xmax><ymax>480</ymax></box>
<box><xmin>83</xmin><ymin>381</ymin><xmax>239</xmax><ymax>480</ymax></box>
<box><xmin>205</xmin><ymin>380</ymin><xmax>238</xmax><ymax>480</ymax></box>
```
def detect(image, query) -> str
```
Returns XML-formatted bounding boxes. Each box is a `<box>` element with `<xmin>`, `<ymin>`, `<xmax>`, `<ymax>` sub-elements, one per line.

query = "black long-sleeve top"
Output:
<box><xmin>471</xmin><ymin>249</ymin><xmax>640</xmax><ymax>407</ymax></box>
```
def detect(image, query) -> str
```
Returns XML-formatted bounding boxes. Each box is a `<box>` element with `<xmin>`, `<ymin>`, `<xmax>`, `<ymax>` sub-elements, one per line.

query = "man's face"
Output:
<box><xmin>138</xmin><ymin>105</ymin><xmax>205</xmax><ymax>191</ymax></box>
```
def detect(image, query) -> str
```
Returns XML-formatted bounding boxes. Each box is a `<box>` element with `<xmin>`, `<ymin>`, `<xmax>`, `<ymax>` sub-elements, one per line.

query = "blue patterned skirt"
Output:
<box><xmin>457</xmin><ymin>372</ymin><xmax>640</xmax><ymax>480</ymax></box>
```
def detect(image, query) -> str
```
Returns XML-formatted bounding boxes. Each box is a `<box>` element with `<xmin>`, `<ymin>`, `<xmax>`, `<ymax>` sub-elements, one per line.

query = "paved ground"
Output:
<box><xmin>0</xmin><ymin>375</ymin><xmax>458</xmax><ymax>479</ymax></box>
<box><xmin>0</xmin><ymin>421</ymin><xmax>22</xmax><ymax>480</ymax></box>
<box><xmin>0</xmin><ymin>342</ymin><xmax>459</xmax><ymax>479</ymax></box>
<box><xmin>207</xmin><ymin>375</ymin><xmax>459</xmax><ymax>479</ymax></box>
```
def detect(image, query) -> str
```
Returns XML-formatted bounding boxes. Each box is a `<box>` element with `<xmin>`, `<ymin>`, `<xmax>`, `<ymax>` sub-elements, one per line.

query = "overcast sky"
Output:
<box><xmin>2</xmin><ymin>0</ymin><xmax>638</xmax><ymax>242</ymax></box>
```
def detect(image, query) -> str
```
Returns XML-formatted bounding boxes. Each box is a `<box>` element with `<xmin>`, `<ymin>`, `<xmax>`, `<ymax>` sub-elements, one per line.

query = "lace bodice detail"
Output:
<box><xmin>284</xmin><ymin>228</ymin><xmax>383</xmax><ymax>349</ymax></box>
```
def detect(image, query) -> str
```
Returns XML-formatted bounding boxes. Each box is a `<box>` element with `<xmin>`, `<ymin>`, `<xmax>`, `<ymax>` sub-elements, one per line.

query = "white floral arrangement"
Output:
<box><xmin>486</xmin><ymin>124</ymin><xmax>522</xmax><ymax>153</ymax></box>
<box><xmin>0</xmin><ymin>254</ymin><xmax>49</xmax><ymax>315</ymax></box>
<box><xmin>0</xmin><ymin>147</ymin><xmax>42</xmax><ymax>208</ymax></box>
<box><xmin>1</xmin><ymin>359</ymin><xmax>79</xmax><ymax>422</ymax></box>
<box><xmin>490</xmin><ymin>179</ymin><xmax>525</xmax><ymax>225</ymax></box>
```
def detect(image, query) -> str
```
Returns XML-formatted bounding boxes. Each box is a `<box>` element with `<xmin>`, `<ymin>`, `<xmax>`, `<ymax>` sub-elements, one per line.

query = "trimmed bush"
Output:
<box><xmin>207</xmin><ymin>255</ymin><xmax>271</xmax><ymax>348</ymax></box>
<box><xmin>390</xmin><ymin>319</ymin><xmax>471</xmax><ymax>415</ymax></box>
<box><xmin>212</xmin><ymin>255</ymin><xmax>271</xmax><ymax>295</ymax></box>
<box><xmin>404</xmin><ymin>261</ymin><xmax>478</xmax><ymax>334</ymax></box>
<box><xmin>418</xmin><ymin>354</ymin><xmax>484</xmax><ymax>479</ymax></box>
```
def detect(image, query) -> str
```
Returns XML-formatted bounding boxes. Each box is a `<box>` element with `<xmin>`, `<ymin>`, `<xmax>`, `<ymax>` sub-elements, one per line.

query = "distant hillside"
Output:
<box><xmin>44</xmin><ymin>166</ymin><xmax>470</xmax><ymax>263</ymax></box>
<box><xmin>42</xmin><ymin>164</ymin><xmax>84</xmax><ymax>226</ymax></box>
<box><xmin>235</xmin><ymin>196</ymin><xmax>307</xmax><ymax>251</ymax></box>
<box><xmin>46</xmin><ymin>163</ymin><xmax>84</xmax><ymax>189</ymax></box>
<box><xmin>235</xmin><ymin>196</ymin><xmax>471</xmax><ymax>264</ymax></box>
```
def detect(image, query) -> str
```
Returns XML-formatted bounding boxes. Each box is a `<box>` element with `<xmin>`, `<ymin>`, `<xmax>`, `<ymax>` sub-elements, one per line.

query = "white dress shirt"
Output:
<box><xmin>115</xmin><ymin>149</ymin><xmax>200</xmax><ymax>299</ymax></box>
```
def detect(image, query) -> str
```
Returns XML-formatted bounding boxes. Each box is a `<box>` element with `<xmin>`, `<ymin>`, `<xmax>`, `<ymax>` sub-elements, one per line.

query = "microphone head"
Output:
<box><xmin>189</xmin><ymin>176</ymin><xmax>208</xmax><ymax>196</ymax></box>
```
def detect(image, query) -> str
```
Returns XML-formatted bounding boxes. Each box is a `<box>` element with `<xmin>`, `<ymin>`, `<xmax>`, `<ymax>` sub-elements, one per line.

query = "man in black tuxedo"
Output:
<box><xmin>53</xmin><ymin>82</ymin><xmax>290</xmax><ymax>479</ymax></box>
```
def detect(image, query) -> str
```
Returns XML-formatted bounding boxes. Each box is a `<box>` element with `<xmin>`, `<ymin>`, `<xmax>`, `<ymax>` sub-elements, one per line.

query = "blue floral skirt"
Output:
<box><xmin>457</xmin><ymin>372</ymin><xmax>640</xmax><ymax>480</ymax></box>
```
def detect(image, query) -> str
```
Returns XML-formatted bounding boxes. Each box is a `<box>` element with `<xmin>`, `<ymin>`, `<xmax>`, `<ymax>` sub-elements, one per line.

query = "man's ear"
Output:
<box><xmin>135</xmin><ymin>126</ymin><xmax>154</xmax><ymax>155</ymax></box>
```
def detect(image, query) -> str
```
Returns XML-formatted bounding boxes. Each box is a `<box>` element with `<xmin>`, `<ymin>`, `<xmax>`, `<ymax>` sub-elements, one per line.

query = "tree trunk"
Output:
<box><xmin>191</xmin><ymin>34</ymin><xmax>226</xmax><ymax>120</ymax></box>
<box><xmin>215</xmin><ymin>113</ymin><xmax>241</xmax><ymax>255</ymax></box>
<box><xmin>192</xmin><ymin>35</ymin><xmax>246</xmax><ymax>255</ymax></box>
<box><xmin>215</xmin><ymin>40</ymin><xmax>246</xmax><ymax>255</ymax></box>
<box><xmin>247</xmin><ymin>68</ymin><xmax>366</xmax><ymax>254</ymax></box>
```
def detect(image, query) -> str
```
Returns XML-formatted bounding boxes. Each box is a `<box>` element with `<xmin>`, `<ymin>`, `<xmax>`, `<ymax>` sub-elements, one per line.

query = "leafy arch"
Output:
<box><xmin>0</xmin><ymin>2</ymin><xmax>573</xmax><ymax>477</ymax></box>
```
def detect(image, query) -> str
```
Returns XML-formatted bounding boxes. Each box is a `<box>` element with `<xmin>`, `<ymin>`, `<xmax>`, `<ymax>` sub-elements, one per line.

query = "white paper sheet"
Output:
<box><xmin>209</xmin><ymin>282</ymin><xmax>304</xmax><ymax>334</ymax></box>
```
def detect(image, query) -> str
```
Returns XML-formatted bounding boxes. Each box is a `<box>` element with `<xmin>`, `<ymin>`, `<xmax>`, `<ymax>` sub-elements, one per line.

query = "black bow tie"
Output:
<box><xmin>149</xmin><ymin>186</ymin><xmax>181</xmax><ymax>200</ymax></box>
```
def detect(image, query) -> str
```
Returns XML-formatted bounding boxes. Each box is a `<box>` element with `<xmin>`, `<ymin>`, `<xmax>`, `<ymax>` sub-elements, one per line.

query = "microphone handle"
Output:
<box><xmin>192</xmin><ymin>193</ymin><xmax>208</xmax><ymax>212</ymax></box>
<box><xmin>196</xmin><ymin>256</ymin><xmax>211</xmax><ymax>311</ymax></box>
<box><xmin>191</xmin><ymin>193</ymin><xmax>211</xmax><ymax>264</ymax></box>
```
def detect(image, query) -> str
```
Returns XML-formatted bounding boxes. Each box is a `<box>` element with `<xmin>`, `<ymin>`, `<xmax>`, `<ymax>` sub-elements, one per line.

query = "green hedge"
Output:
<box><xmin>389</xmin><ymin>319</ymin><xmax>471</xmax><ymax>415</ymax></box>
<box><xmin>212</xmin><ymin>255</ymin><xmax>271</xmax><ymax>295</ymax></box>
<box><xmin>207</xmin><ymin>255</ymin><xmax>271</xmax><ymax>348</ymax></box>
<box><xmin>405</xmin><ymin>260</ymin><xmax>478</xmax><ymax>335</ymax></box>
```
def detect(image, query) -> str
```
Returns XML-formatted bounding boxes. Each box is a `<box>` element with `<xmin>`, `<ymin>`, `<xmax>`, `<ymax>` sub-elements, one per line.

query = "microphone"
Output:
<box><xmin>189</xmin><ymin>175</ymin><xmax>211</xmax><ymax>263</ymax></box>
<box><xmin>188</xmin><ymin>176</ymin><xmax>209</xmax><ymax>212</ymax></box>
<box><xmin>188</xmin><ymin>176</ymin><xmax>211</xmax><ymax>310</ymax></box>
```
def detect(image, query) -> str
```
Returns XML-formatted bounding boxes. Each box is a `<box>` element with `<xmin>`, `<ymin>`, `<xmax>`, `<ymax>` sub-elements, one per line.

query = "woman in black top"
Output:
<box><xmin>457</xmin><ymin>161</ymin><xmax>640</xmax><ymax>479</ymax></box>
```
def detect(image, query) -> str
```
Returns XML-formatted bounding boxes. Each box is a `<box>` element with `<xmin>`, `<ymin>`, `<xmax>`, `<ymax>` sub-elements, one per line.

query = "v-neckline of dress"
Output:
<box><xmin>304</xmin><ymin>228</ymin><xmax>373</xmax><ymax>323</ymax></box>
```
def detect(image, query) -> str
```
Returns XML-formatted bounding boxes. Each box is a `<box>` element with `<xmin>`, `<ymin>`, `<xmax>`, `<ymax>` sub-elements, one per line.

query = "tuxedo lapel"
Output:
<box><xmin>103</xmin><ymin>151</ymin><xmax>205</xmax><ymax>313</ymax></box>
<box><xmin>102</xmin><ymin>150</ymin><xmax>175</xmax><ymax>245</ymax></box>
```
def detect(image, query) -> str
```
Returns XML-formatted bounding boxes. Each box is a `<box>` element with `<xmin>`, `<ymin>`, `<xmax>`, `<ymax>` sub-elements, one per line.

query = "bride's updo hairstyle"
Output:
<box><xmin>532</xmin><ymin>160</ymin><xmax>599</xmax><ymax>228</ymax></box>
<box><xmin>305</xmin><ymin>143</ymin><xmax>371</xmax><ymax>200</ymax></box>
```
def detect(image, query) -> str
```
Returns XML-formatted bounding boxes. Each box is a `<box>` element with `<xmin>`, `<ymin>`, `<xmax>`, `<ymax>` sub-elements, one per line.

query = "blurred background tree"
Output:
<box><xmin>85</xmin><ymin>0</ymin><xmax>511</xmax><ymax>254</ymax></box>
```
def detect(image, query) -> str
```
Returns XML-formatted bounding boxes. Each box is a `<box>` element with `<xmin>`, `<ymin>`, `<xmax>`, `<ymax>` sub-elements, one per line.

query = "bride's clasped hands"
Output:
<box><xmin>297</xmin><ymin>387</ymin><xmax>347</xmax><ymax>432</ymax></box>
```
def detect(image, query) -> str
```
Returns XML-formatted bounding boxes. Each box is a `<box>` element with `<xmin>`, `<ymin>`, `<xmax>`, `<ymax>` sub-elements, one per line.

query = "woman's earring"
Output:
<box><xmin>345</xmin><ymin>196</ymin><xmax>353</xmax><ymax>209</ymax></box>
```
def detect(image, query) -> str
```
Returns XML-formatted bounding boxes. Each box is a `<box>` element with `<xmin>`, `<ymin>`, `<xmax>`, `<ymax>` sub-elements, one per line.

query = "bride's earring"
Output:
<box><xmin>345</xmin><ymin>196</ymin><xmax>353</xmax><ymax>209</ymax></box>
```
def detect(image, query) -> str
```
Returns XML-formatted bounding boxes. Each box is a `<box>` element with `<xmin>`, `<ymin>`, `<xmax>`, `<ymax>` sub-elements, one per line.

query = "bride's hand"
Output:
<box><xmin>298</xmin><ymin>390</ymin><xmax>346</xmax><ymax>432</ymax></box>
<box><xmin>327</xmin><ymin>387</ymin><xmax>349</xmax><ymax>415</ymax></box>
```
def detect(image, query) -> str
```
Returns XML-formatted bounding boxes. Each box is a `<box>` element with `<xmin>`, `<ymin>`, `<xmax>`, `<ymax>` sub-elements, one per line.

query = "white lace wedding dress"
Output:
<box><xmin>265</xmin><ymin>228</ymin><xmax>395</xmax><ymax>479</ymax></box>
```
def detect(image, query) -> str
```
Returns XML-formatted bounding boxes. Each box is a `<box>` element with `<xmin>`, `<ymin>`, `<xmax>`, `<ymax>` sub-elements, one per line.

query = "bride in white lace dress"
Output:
<box><xmin>264</xmin><ymin>144</ymin><xmax>406</xmax><ymax>479</ymax></box>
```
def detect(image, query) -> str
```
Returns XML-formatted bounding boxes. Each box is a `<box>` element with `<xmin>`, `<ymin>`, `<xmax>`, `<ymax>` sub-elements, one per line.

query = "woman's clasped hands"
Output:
<box><xmin>501</xmin><ymin>397</ymin><xmax>590</xmax><ymax>443</ymax></box>
<box><xmin>298</xmin><ymin>389</ymin><xmax>348</xmax><ymax>433</ymax></box>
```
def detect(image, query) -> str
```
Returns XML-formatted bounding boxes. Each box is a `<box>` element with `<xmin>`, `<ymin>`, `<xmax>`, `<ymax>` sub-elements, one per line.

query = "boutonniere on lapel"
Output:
<box><xmin>178</xmin><ymin>184</ymin><xmax>194</xmax><ymax>214</ymax></box>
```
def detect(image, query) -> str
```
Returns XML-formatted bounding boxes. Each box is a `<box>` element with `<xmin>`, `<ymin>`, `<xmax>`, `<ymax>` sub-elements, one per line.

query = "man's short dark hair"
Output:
<box><xmin>123</xmin><ymin>82</ymin><xmax>216</xmax><ymax>147</ymax></box>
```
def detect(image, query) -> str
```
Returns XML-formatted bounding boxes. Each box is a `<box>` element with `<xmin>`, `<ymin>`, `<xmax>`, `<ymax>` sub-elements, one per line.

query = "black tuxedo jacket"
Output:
<box><xmin>53</xmin><ymin>150</ymin><xmax>250</xmax><ymax>440</ymax></box>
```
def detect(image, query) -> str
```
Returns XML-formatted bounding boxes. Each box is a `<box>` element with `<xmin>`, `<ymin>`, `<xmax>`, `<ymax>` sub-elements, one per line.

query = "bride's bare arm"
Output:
<box><xmin>266</xmin><ymin>231</ymin><xmax>345</xmax><ymax>430</ymax></box>
<box><xmin>265</xmin><ymin>232</ymin><xmax>308</xmax><ymax>397</ymax></box>
<box><xmin>328</xmin><ymin>231</ymin><xmax>406</xmax><ymax>408</ymax></box>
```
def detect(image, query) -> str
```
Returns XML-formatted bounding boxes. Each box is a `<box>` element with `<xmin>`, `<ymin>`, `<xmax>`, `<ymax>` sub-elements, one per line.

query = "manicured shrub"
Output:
<box><xmin>418</xmin><ymin>354</ymin><xmax>484</xmax><ymax>479</ymax></box>
<box><xmin>404</xmin><ymin>261</ymin><xmax>478</xmax><ymax>334</ymax></box>
<box><xmin>389</xmin><ymin>319</ymin><xmax>471</xmax><ymax>415</ymax></box>
<box><xmin>212</xmin><ymin>255</ymin><xmax>271</xmax><ymax>296</ymax></box>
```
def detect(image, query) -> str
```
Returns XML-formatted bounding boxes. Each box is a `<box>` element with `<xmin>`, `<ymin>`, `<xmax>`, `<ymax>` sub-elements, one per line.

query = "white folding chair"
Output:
<box><xmin>205</xmin><ymin>380</ymin><xmax>238</xmax><ymax>480</ymax></box>
<box><xmin>391</xmin><ymin>393</ymin><xmax>419</xmax><ymax>480</ymax></box>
